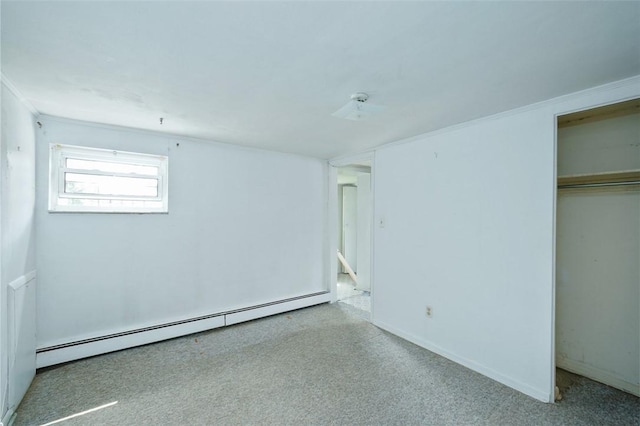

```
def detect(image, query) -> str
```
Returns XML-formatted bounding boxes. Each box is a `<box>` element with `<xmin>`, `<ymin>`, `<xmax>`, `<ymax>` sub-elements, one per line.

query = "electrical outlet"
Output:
<box><xmin>426</xmin><ymin>306</ymin><xmax>433</xmax><ymax>318</ymax></box>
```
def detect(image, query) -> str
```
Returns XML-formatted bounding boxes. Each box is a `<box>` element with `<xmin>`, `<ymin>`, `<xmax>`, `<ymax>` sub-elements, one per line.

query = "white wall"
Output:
<box><xmin>35</xmin><ymin>116</ymin><xmax>327</xmax><ymax>349</ymax></box>
<box><xmin>1</xmin><ymin>81</ymin><xmax>37</xmax><ymax>421</ymax></box>
<box><xmin>370</xmin><ymin>76</ymin><xmax>640</xmax><ymax>402</ymax></box>
<box><xmin>356</xmin><ymin>173</ymin><xmax>371</xmax><ymax>291</ymax></box>
<box><xmin>342</xmin><ymin>185</ymin><xmax>358</xmax><ymax>272</ymax></box>
<box><xmin>337</xmin><ymin>184</ymin><xmax>343</xmax><ymax>273</ymax></box>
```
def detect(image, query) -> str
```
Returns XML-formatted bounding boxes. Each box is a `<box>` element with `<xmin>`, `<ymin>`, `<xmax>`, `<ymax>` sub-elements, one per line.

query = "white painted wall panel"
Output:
<box><xmin>1</xmin><ymin>81</ymin><xmax>37</xmax><ymax>421</ymax></box>
<box><xmin>374</xmin><ymin>109</ymin><xmax>556</xmax><ymax>401</ymax></box>
<box><xmin>342</xmin><ymin>185</ymin><xmax>358</xmax><ymax>272</ymax></box>
<box><xmin>337</xmin><ymin>184</ymin><xmax>343</xmax><ymax>274</ymax></box>
<box><xmin>371</xmin><ymin>77</ymin><xmax>640</xmax><ymax>402</ymax></box>
<box><xmin>35</xmin><ymin>117</ymin><xmax>327</xmax><ymax>351</ymax></box>
<box><xmin>7</xmin><ymin>274</ymin><xmax>36</xmax><ymax>409</ymax></box>
<box><xmin>356</xmin><ymin>174</ymin><xmax>371</xmax><ymax>291</ymax></box>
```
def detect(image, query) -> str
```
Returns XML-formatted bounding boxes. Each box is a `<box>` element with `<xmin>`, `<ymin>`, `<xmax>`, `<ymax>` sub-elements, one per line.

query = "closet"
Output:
<box><xmin>555</xmin><ymin>99</ymin><xmax>640</xmax><ymax>396</ymax></box>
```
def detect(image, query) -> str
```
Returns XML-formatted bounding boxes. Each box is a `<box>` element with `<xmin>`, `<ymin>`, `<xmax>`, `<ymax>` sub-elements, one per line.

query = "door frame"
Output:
<box><xmin>340</xmin><ymin>184</ymin><xmax>358</xmax><ymax>274</ymax></box>
<box><xmin>552</xmin><ymin>93</ymin><xmax>640</xmax><ymax>401</ymax></box>
<box><xmin>328</xmin><ymin>152</ymin><xmax>376</xmax><ymax>320</ymax></box>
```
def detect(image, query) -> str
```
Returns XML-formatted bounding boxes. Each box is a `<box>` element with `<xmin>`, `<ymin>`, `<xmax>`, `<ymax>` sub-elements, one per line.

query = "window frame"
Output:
<box><xmin>48</xmin><ymin>143</ymin><xmax>169</xmax><ymax>213</ymax></box>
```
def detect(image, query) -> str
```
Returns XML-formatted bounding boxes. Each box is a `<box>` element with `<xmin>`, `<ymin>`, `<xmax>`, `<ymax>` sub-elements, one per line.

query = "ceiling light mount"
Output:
<box><xmin>351</xmin><ymin>92</ymin><xmax>369</xmax><ymax>103</ymax></box>
<box><xmin>332</xmin><ymin>92</ymin><xmax>385</xmax><ymax>121</ymax></box>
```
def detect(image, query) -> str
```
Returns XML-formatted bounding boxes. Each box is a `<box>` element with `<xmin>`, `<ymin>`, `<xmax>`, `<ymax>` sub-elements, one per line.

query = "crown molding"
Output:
<box><xmin>335</xmin><ymin>74</ymin><xmax>640</xmax><ymax>158</ymax></box>
<box><xmin>1</xmin><ymin>73</ymin><xmax>39</xmax><ymax>116</ymax></box>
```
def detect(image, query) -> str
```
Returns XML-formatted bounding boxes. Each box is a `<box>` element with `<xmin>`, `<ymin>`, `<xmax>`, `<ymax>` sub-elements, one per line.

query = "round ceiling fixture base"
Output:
<box><xmin>350</xmin><ymin>93</ymin><xmax>369</xmax><ymax>103</ymax></box>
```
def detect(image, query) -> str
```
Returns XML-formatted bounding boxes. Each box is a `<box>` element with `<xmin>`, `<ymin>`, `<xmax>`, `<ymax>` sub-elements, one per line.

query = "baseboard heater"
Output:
<box><xmin>36</xmin><ymin>291</ymin><xmax>330</xmax><ymax>369</ymax></box>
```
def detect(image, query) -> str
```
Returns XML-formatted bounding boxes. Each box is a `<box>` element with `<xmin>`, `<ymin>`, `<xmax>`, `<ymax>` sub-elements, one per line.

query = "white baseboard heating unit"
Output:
<box><xmin>36</xmin><ymin>291</ymin><xmax>331</xmax><ymax>369</ymax></box>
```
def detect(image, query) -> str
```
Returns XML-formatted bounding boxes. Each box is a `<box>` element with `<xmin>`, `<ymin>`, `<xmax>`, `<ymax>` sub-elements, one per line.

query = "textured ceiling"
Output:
<box><xmin>2</xmin><ymin>1</ymin><xmax>639</xmax><ymax>159</ymax></box>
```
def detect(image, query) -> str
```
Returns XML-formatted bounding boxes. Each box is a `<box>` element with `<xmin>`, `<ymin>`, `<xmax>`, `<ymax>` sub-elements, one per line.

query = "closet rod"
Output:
<box><xmin>558</xmin><ymin>181</ymin><xmax>640</xmax><ymax>189</ymax></box>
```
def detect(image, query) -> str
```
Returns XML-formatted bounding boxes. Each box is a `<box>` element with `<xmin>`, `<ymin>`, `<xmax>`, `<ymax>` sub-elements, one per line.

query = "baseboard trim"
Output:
<box><xmin>557</xmin><ymin>357</ymin><xmax>640</xmax><ymax>396</ymax></box>
<box><xmin>373</xmin><ymin>319</ymin><xmax>552</xmax><ymax>403</ymax></box>
<box><xmin>1</xmin><ymin>408</ymin><xmax>16</xmax><ymax>426</ymax></box>
<box><xmin>37</xmin><ymin>291</ymin><xmax>330</xmax><ymax>368</ymax></box>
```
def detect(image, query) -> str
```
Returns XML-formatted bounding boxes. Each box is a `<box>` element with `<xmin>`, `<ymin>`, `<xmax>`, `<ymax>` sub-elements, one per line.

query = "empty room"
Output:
<box><xmin>1</xmin><ymin>1</ymin><xmax>639</xmax><ymax>425</ymax></box>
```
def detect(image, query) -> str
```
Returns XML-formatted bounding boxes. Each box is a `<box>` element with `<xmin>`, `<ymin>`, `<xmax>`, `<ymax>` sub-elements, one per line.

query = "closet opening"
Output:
<box><xmin>555</xmin><ymin>98</ymin><xmax>640</xmax><ymax>399</ymax></box>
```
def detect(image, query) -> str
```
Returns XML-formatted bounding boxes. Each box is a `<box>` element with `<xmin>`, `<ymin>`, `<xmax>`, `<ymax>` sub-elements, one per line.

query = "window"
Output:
<box><xmin>49</xmin><ymin>144</ymin><xmax>168</xmax><ymax>213</ymax></box>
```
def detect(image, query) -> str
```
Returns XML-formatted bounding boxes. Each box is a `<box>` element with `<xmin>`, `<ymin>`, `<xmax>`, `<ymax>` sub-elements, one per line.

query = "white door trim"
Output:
<box><xmin>329</xmin><ymin>152</ymin><xmax>376</xmax><ymax>321</ymax></box>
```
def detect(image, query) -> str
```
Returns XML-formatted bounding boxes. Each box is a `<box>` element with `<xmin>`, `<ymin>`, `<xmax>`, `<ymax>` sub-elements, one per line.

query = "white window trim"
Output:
<box><xmin>49</xmin><ymin>143</ymin><xmax>169</xmax><ymax>213</ymax></box>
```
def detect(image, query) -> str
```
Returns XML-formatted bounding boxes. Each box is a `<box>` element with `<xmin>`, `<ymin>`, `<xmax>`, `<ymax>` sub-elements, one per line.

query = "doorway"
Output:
<box><xmin>555</xmin><ymin>98</ymin><xmax>640</xmax><ymax>398</ymax></box>
<box><xmin>335</xmin><ymin>161</ymin><xmax>372</xmax><ymax>316</ymax></box>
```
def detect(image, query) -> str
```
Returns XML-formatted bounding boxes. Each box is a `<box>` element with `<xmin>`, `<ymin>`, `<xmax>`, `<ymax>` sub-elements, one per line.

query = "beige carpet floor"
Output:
<box><xmin>14</xmin><ymin>303</ymin><xmax>639</xmax><ymax>425</ymax></box>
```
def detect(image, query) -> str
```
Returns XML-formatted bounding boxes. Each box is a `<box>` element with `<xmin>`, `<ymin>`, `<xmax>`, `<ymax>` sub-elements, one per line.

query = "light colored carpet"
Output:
<box><xmin>14</xmin><ymin>303</ymin><xmax>639</xmax><ymax>425</ymax></box>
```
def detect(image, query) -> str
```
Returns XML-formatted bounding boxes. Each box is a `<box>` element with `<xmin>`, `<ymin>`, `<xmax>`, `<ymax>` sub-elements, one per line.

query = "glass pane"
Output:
<box><xmin>66</xmin><ymin>158</ymin><xmax>158</xmax><ymax>176</ymax></box>
<box><xmin>64</xmin><ymin>173</ymin><xmax>158</xmax><ymax>197</ymax></box>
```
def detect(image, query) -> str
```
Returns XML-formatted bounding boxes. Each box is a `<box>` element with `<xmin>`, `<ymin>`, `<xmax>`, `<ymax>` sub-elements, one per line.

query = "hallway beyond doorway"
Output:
<box><xmin>337</xmin><ymin>273</ymin><xmax>370</xmax><ymax>316</ymax></box>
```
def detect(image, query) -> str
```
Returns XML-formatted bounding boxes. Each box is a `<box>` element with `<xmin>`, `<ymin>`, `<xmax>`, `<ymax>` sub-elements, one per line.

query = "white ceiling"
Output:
<box><xmin>2</xmin><ymin>1</ymin><xmax>639</xmax><ymax>159</ymax></box>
